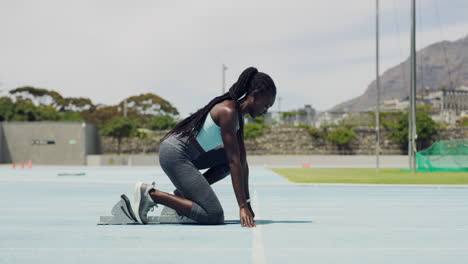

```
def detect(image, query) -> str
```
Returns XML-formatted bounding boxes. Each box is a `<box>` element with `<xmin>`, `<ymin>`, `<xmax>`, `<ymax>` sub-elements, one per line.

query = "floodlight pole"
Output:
<box><xmin>278</xmin><ymin>97</ymin><xmax>282</xmax><ymax>113</ymax></box>
<box><xmin>222</xmin><ymin>64</ymin><xmax>228</xmax><ymax>94</ymax></box>
<box><xmin>409</xmin><ymin>0</ymin><xmax>417</xmax><ymax>172</ymax></box>
<box><xmin>375</xmin><ymin>0</ymin><xmax>381</xmax><ymax>172</ymax></box>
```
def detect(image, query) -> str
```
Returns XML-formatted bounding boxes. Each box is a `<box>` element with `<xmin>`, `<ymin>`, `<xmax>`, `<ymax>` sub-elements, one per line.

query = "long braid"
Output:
<box><xmin>160</xmin><ymin>93</ymin><xmax>231</xmax><ymax>141</ymax></box>
<box><xmin>161</xmin><ymin>67</ymin><xmax>275</xmax><ymax>142</ymax></box>
<box><xmin>228</xmin><ymin>67</ymin><xmax>258</xmax><ymax>140</ymax></box>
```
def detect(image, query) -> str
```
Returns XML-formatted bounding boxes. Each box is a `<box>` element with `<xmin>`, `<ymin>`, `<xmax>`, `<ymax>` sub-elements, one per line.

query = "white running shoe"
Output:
<box><xmin>133</xmin><ymin>182</ymin><xmax>158</xmax><ymax>224</ymax></box>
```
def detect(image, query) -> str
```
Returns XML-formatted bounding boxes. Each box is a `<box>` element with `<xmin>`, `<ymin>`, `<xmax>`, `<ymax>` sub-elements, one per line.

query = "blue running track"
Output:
<box><xmin>1</xmin><ymin>166</ymin><xmax>468</xmax><ymax>264</ymax></box>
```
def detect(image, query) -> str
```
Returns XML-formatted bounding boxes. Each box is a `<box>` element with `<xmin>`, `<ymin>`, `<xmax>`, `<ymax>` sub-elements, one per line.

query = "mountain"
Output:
<box><xmin>331</xmin><ymin>34</ymin><xmax>468</xmax><ymax>112</ymax></box>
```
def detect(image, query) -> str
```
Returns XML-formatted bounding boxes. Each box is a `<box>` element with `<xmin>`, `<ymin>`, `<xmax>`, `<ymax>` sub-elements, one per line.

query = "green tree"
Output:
<box><xmin>60</xmin><ymin>97</ymin><xmax>94</xmax><ymax>112</ymax></box>
<box><xmin>307</xmin><ymin>127</ymin><xmax>322</xmax><ymax>139</ymax></box>
<box><xmin>0</xmin><ymin>97</ymin><xmax>15</xmax><ymax>121</ymax></box>
<box><xmin>149</xmin><ymin>114</ymin><xmax>177</xmax><ymax>130</ymax></box>
<box><xmin>119</xmin><ymin>93</ymin><xmax>179</xmax><ymax>126</ymax></box>
<box><xmin>36</xmin><ymin>105</ymin><xmax>61</xmax><ymax>121</ymax></box>
<box><xmin>60</xmin><ymin>111</ymin><xmax>84</xmax><ymax>122</ymax></box>
<box><xmin>327</xmin><ymin>128</ymin><xmax>356</xmax><ymax>150</ymax></box>
<box><xmin>82</xmin><ymin>106</ymin><xmax>121</xmax><ymax>127</ymax></box>
<box><xmin>101</xmin><ymin>117</ymin><xmax>137</xmax><ymax>154</ymax></box>
<box><xmin>9</xmin><ymin>87</ymin><xmax>95</xmax><ymax>112</ymax></box>
<box><xmin>9</xmin><ymin>86</ymin><xmax>65</xmax><ymax>108</ymax></box>
<box><xmin>135</xmin><ymin>128</ymin><xmax>152</xmax><ymax>153</ymax></box>
<box><xmin>459</xmin><ymin>116</ymin><xmax>468</xmax><ymax>127</ymax></box>
<box><xmin>388</xmin><ymin>111</ymin><xmax>438</xmax><ymax>150</ymax></box>
<box><xmin>244</xmin><ymin>122</ymin><xmax>264</xmax><ymax>139</ymax></box>
<box><xmin>11</xmin><ymin>99</ymin><xmax>38</xmax><ymax>121</ymax></box>
<box><xmin>244</xmin><ymin>114</ymin><xmax>269</xmax><ymax>139</ymax></box>
<box><xmin>1</xmin><ymin>96</ymin><xmax>85</xmax><ymax>122</ymax></box>
<box><xmin>120</xmin><ymin>93</ymin><xmax>179</xmax><ymax>116</ymax></box>
<box><xmin>379</xmin><ymin>111</ymin><xmax>406</xmax><ymax>128</ymax></box>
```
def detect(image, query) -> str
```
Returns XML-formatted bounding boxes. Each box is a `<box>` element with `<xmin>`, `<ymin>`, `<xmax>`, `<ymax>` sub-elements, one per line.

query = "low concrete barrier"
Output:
<box><xmin>87</xmin><ymin>155</ymin><xmax>158</xmax><ymax>166</ymax></box>
<box><xmin>87</xmin><ymin>154</ymin><xmax>408</xmax><ymax>168</ymax></box>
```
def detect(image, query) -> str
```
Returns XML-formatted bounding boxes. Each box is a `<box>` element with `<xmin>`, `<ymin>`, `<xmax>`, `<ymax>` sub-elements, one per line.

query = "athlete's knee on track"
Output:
<box><xmin>209</xmin><ymin>209</ymin><xmax>225</xmax><ymax>224</ymax></box>
<box><xmin>203</xmin><ymin>207</ymin><xmax>224</xmax><ymax>225</ymax></box>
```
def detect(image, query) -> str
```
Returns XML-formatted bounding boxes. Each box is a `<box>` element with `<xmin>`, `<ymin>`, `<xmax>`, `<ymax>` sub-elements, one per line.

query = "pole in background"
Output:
<box><xmin>375</xmin><ymin>0</ymin><xmax>381</xmax><ymax>173</ymax></box>
<box><xmin>124</xmin><ymin>99</ymin><xmax>128</xmax><ymax>117</ymax></box>
<box><xmin>409</xmin><ymin>0</ymin><xmax>418</xmax><ymax>172</ymax></box>
<box><xmin>222</xmin><ymin>64</ymin><xmax>228</xmax><ymax>94</ymax></box>
<box><xmin>278</xmin><ymin>97</ymin><xmax>282</xmax><ymax>113</ymax></box>
<box><xmin>278</xmin><ymin>97</ymin><xmax>282</xmax><ymax>125</ymax></box>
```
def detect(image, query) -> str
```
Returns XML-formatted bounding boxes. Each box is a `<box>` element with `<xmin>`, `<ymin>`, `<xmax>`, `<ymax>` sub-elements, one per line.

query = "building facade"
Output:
<box><xmin>281</xmin><ymin>105</ymin><xmax>316</xmax><ymax>126</ymax></box>
<box><xmin>0</xmin><ymin>122</ymin><xmax>100</xmax><ymax>165</ymax></box>
<box><xmin>424</xmin><ymin>87</ymin><xmax>468</xmax><ymax>124</ymax></box>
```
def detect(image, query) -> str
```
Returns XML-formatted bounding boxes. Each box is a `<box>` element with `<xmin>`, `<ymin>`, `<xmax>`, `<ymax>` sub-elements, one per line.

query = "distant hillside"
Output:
<box><xmin>331</xmin><ymin>34</ymin><xmax>468</xmax><ymax>112</ymax></box>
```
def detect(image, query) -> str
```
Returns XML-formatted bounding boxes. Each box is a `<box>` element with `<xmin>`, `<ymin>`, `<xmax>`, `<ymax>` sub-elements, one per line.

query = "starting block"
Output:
<box><xmin>98</xmin><ymin>194</ymin><xmax>196</xmax><ymax>225</ymax></box>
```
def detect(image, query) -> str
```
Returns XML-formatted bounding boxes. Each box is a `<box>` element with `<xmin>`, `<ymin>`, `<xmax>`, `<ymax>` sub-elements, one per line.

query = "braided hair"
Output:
<box><xmin>161</xmin><ymin>67</ymin><xmax>276</xmax><ymax>142</ymax></box>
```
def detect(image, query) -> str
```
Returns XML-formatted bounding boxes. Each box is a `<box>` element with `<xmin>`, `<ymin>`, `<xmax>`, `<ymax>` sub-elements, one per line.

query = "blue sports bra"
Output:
<box><xmin>195</xmin><ymin>112</ymin><xmax>239</xmax><ymax>152</ymax></box>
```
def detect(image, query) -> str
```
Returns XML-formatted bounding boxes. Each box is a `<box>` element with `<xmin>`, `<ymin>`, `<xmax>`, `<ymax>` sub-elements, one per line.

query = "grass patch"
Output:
<box><xmin>270</xmin><ymin>168</ymin><xmax>468</xmax><ymax>184</ymax></box>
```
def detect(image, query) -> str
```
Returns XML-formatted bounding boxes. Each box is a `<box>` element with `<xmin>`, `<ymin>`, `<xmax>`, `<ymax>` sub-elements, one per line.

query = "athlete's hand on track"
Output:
<box><xmin>247</xmin><ymin>202</ymin><xmax>255</xmax><ymax>219</ymax></box>
<box><xmin>240</xmin><ymin>207</ymin><xmax>256</xmax><ymax>227</ymax></box>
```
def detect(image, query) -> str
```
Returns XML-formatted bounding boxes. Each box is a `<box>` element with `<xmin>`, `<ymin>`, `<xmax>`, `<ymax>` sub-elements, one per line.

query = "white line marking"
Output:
<box><xmin>251</xmin><ymin>190</ymin><xmax>266</xmax><ymax>264</ymax></box>
<box><xmin>0</xmin><ymin>247</ymin><xmax>250</xmax><ymax>251</ymax></box>
<box><xmin>1</xmin><ymin>247</ymin><xmax>468</xmax><ymax>251</ymax></box>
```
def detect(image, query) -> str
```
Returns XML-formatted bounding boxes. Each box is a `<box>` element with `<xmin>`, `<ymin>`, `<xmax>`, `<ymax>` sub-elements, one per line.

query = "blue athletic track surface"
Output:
<box><xmin>1</xmin><ymin>166</ymin><xmax>468</xmax><ymax>264</ymax></box>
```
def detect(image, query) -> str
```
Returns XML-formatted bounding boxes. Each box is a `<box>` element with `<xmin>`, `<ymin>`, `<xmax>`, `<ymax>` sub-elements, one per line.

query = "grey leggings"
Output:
<box><xmin>158</xmin><ymin>135</ymin><xmax>230</xmax><ymax>224</ymax></box>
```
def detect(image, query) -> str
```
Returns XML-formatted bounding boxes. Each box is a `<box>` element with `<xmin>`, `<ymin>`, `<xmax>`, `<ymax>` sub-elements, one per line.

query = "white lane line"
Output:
<box><xmin>2</xmin><ymin>247</ymin><xmax>468</xmax><ymax>251</ymax></box>
<box><xmin>257</xmin><ymin>247</ymin><xmax>468</xmax><ymax>251</ymax></box>
<box><xmin>251</xmin><ymin>190</ymin><xmax>266</xmax><ymax>264</ymax></box>
<box><xmin>0</xmin><ymin>247</ymin><xmax>250</xmax><ymax>251</ymax></box>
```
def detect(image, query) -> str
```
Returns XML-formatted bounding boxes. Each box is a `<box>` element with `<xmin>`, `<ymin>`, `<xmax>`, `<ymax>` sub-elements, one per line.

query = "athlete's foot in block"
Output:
<box><xmin>133</xmin><ymin>182</ymin><xmax>157</xmax><ymax>224</ymax></box>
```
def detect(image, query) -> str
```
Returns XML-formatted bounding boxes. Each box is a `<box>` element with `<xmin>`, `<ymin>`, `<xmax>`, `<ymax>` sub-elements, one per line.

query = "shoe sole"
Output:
<box><xmin>120</xmin><ymin>194</ymin><xmax>138</xmax><ymax>222</ymax></box>
<box><xmin>133</xmin><ymin>182</ymin><xmax>144</xmax><ymax>224</ymax></box>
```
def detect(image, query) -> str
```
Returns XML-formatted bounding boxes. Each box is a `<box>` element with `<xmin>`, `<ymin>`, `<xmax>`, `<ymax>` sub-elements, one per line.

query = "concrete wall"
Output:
<box><xmin>87</xmin><ymin>155</ymin><xmax>159</xmax><ymax>166</ymax></box>
<box><xmin>100</xmin><ymin>130</ymin><xmax>167</xmax><ymax>154</ymax></box>
<box><xmin>0</xmin><ymin>123</ymin><xmax>4</xmax><ymax>163</ymax></box>
<box><xmin>0</xmin><ymin>122</ymin><xmax>100</xmax><ymax>165</ymax></box>
<box><xmin>86</xmin><ymin>154</ymin><xmax>408</xmax><ymax>167</ymax></box>
<box><xmin>85</xmin><ymin>124</ymin><xmax>100</xmax><ymax>155</ymax></box>
<box><xmin>100</xmin><ymin>127</ymin><xmax>468</xmax><ymax>155</ymax></box>
<box><xmin>0</xmin><ymin>123</ymin><xmax>13</xmax><ymax>163</ymax></box>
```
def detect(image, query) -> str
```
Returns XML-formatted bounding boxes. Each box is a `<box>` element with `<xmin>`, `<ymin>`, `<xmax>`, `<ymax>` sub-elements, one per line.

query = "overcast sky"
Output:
<box><xmin>1</xmin><ymin>0</ymin><xmax>467</xmax><ymax>117</ymax></box>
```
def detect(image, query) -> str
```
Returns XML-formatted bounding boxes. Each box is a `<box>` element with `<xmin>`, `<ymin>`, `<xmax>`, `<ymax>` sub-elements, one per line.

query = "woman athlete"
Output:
<box><xmin>133</xmin><ymin>67</ymin><xmax>276</xmax><ymax>227</ymax></box>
